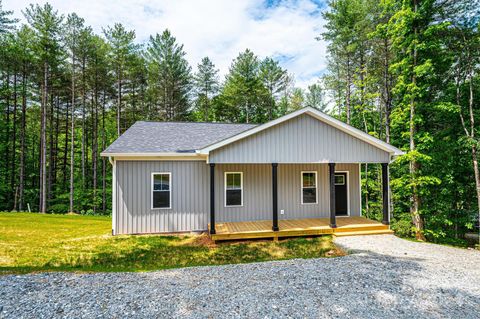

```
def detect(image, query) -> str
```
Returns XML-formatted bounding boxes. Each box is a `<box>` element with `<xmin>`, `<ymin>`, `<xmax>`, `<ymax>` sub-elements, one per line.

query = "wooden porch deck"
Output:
<box><xmin>210</xmin><ymin>216</ymin><xmax>393</xmax><ymax>241</ymax></box>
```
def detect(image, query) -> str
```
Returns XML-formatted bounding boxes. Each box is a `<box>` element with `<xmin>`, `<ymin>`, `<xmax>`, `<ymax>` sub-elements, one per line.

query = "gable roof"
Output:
<box><xmin>197</xmin><ymin>107</ymin><xmax>404</xmax><ymax>156</ymax></box>
<box><xmin>101</xmin><ymin>107</ymin><xmax>404</xmax><ymax>158</ymax></box>
<box><xmin>101</xmin><ymin>121</ymin><xmax>257</xmax><ymax>156</ymax></box>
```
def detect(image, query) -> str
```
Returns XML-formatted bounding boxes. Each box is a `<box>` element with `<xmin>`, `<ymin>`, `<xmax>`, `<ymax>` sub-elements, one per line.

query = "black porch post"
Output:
<box><xmin>210</xmin><ymin>163</ymin><xmax>216</xmax><ymax>234</ymax></box>
<box><xmin>272</xmin><ymin>163</ymin><xmax>279</xmax><ymax>231</ymax></box>
<box><xmin>381</xmin><ymin>163</ymin><xmax>390</xmax><ymax>225</ymax></box>
<box><xmin>329</xmin><ymin>163</ymin><xmax>336</xmax><ymax>228</ymax></box>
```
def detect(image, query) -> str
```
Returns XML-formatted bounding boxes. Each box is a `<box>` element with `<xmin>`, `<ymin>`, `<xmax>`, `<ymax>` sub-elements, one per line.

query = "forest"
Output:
<box><xmin>0</xmin><ymin>0</ymin><xmax>479</xmax><ymax>246</ymax></box>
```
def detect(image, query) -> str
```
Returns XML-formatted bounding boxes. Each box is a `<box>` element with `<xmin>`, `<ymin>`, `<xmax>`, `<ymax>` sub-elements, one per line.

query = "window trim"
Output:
<box><xmin>151</xmin><ymin>172</ymin><xmax>172</xmax><ymax>210</ymax></box>
<box><xmin>224</xmin><ymin>172</ymin><xmax>243</xmax><ymax>207</ymax></box>
<box><xmin>335</xmin><ymin>174</ymin><xmax>345</xmax><ymax>185</ymax></box>
<box><xmin>301</xmin><ymin>171</ymin><xmax>318</xmax><ymax>205</ymax></box>
<box><xmin>335</xmin><ymin>171</ymin><xmax>351</xmax><ymax>217</ymax></box>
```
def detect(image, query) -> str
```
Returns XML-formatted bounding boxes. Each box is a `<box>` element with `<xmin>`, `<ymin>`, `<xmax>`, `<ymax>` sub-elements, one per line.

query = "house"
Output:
<box><xmin>101</xmin><ymin>107</ymin><xmax>403</xmax><ymax>239</ymax></box>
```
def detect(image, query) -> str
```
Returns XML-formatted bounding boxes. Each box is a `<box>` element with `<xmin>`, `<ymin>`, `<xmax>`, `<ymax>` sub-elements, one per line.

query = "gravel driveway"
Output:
<box><xmin>1</xmin><ymin>235</ymin><xmax>479</xmax><ymax>319</ymax></box>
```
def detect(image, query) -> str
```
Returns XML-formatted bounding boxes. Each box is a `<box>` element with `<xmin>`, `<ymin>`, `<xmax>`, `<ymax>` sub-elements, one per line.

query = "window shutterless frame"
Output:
<box><xmin>151</xmin><ymin>172</ymin><xmax>172</xmax><ymax>209</ymax></box>
<box><xmin>224</xmin><ymin>172</ymin><xmax>243</xmax><ymax>207</ymax></box>
<box><xmin>301</xmin><ymin>171</ymin><xmax>318</xmax><ymax>204</ymax></box>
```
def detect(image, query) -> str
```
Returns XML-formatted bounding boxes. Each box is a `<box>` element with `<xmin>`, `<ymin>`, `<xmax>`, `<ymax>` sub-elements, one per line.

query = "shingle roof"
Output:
<box><xmin>102</xmin><ymin>121</ymin><xmax>257</xmax><ymax>155</ymax></box>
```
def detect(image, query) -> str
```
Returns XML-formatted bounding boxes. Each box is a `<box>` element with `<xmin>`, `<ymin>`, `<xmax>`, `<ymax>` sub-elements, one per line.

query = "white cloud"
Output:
<box><xmin>5</xmin><ymin>0</ymin><xmax>327</xmax><ymax>88</ymax></box>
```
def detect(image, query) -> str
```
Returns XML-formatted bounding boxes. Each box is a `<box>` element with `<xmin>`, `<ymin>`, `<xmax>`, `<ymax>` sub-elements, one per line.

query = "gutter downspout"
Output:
<box><xmin>109</xmin><ymin>156</ymin><xmax>116</xmax><ymax>235</ymax></box>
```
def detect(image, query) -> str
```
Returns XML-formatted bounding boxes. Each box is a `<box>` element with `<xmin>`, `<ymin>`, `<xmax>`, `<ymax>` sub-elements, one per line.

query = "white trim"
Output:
<box><xmin>101</xmin><ymin>152</ymin><xmax>207</xmax><ymax>158</ymax></box>
<box><xmin>151</xmin><ymin>172</ymin><xmax>172</xmax><ymax>210</ymax></box>
<box><xmin>197</xmin><ymin>107</ymin><xmax>404</xmax><ymax>157</ymax></box>
<box><xmin>109</xmin><ymin>157</ymin><xmax>116</xmax><ymax>235</ymax></box>
<box><xmin>224</xmin><ymin>172</ymin><xmax>243</xmax><ymax>207</ymax></box>
<box><xmin>335</xmin><ymin>171</ymin><xmax>350</xmax><ymax>216</ymax></box>
<box><xmin>113</xmin><ymin>156</ymin><xmax>206</xmax><ymax>161</ymax></box>
<box><xmin>301</xmin><ymin>171</ymin><xmax>318</xmax><ymax>205</ymax></box>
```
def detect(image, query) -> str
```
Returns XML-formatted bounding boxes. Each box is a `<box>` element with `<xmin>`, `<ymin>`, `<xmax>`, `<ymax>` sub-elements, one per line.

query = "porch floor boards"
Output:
<box><xmin>210</xmin><ymin>216</ymin><xmax>393</xmax><ymax>241</ymax></box>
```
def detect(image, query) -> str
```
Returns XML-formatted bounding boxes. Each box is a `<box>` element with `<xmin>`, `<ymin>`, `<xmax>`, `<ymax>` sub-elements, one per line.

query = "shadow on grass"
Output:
<box><xmin>1</xmin><ymin>236</ymin><xmax>337</xmax><ymax>274</ymax></box>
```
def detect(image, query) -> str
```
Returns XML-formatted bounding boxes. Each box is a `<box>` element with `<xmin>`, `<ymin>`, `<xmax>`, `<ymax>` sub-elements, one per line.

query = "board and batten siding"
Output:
<box><xmin>114</xmin><ymin>161</ymin><xmax>361</xmax><ymax>234</ymax></box>
<box><xmin>215</xmin><ymin>163</ymin><xmax>361</xmax><ymax>223</ymax></box>
<box><xmin>115</xmin><ymin>160</ymin><xmax>209</xmax><ymax>234</ymax></box>
<box><xmin>209</xmin><ymin>114</ymin><xmax>390</xmax><ymax>164</ymax></box>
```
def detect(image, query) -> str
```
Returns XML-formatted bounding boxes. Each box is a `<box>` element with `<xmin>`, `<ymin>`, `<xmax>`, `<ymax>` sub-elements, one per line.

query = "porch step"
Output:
<box><xmin>334</xmin><ymin>225</ymin><xmax>390</xmax><ymax>233</ymax></box>
<box><xmin>333</xmin><ymin>229</ymin><xmax>394</xmax><ymax>237</ymax></box>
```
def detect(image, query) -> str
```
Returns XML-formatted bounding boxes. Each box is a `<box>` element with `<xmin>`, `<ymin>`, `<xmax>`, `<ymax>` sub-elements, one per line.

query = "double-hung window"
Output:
<box><xmin>301</xmin><ymin>171</ymin><xmax>317</xmax><ymax>204</ymax></box>
<box><xmin>225</xmin><ymin>172</ymin><xmax>243</xmax><ymax>207</ymax></box>
<box><xmin>152</xmin><ymin>173</ymin><xmax>171</xmax><ymax>209</ymax></box>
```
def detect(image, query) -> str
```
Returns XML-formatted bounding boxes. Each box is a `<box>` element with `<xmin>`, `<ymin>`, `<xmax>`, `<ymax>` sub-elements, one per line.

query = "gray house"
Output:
<box><xmin>101</xmin><ymin>107</ymin><xmax>403</xmax><ymax>239</ymax></box>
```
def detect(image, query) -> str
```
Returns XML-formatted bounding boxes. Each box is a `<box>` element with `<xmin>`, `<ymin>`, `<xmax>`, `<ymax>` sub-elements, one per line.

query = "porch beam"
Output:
<box><xmin>210</xmin><ymin>163</ymin><xmax>216</xmax><ymax>234</ymax></box>
<box><xmin>272</xmin><ymin>163</ymin><xmax>279</xmax><ymax>231</ymax></box>
<box><xmin>329</xmin><ymin>163</ymin><xmax>336</xmax><ymax>228</ymax></box>
<box><xmin>381</xmin><ymin>163</ymin><xmax>390</xmax><ymax>225</ymax></box>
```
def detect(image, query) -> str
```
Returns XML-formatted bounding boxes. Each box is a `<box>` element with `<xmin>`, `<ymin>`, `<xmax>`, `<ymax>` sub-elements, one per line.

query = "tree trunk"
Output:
<box><xmin>117</xmin><ymin>69</ymin><xmax>122</xmax><ymax>136</ymax></box>
<box><xmin>345</xmin><ymin>53</ymin><xmax>352</xmax><ymax>124</ymax></box>
<box><xmin>69</xmin><ymin>54</ymin><xmax>76</xmax><ymax>213</ymax></box>
<box><xmin>40</xmin><ymin>61</ymin><xmax>48</xmax><ymax>213</ymax></box>
<box><xmin>102</xmin><ymin>89</ymin><xmax>106</xmax><ymax>213</ymax></box>
<box><xmin>11</xmin><ymin>73</ymin><xmax>17</xmax><ymax>210</ymax></box>
<box><xmin>81</xmin><ymin>56</ymin><xmax>86</xmax><ymax>189</ymax></box>
<box><xmin>410</xmin><ymin>0</ymin><xmax>424</xmax><ymax>240</ymax></box>
<box><xmin>19</xmin><ymin>68</ymin><xmax>27</xmax><ymax>211</ymax></box>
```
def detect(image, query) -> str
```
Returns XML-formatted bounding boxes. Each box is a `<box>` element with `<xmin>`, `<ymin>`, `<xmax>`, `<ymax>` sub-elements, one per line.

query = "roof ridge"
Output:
<box><xmin>135</xmin><ymin>120</ymin><xmax>258</xmax><ymax>126</ymax></box>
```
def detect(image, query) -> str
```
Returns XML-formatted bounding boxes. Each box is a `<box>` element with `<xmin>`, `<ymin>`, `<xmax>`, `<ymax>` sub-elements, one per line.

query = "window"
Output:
<box><xmin>301</xmin><ymin>171</ymin><xmax>317</xmax><ymax>204</ymax></box>
<box><xmin>225</xmin><ymin>172</ymin><xmax>243</xmax><ymax>207</ymax></box>
<box><xmin>152</xmin><ymin>173</ymin><xmax>171</xmax><ymax>209</ymax></box>
<box><xmin>335</xmin><ymin>174</ymin><xmax>345</xmax><ymax>185</ymax></box>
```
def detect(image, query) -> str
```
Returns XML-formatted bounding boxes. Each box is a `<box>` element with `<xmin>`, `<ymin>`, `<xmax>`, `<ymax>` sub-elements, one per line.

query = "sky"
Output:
<box><xmin>5</xmin><ymin>0</ymin><xmax>328</xmax><ymax>89</ymax></box>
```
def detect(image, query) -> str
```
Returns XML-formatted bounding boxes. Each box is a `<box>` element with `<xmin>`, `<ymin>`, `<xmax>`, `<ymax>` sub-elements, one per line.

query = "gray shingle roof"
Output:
<box><xmin>102</xmin><ymin>121</ymin><xmax>257</xmax><ymax>154</ymax></box>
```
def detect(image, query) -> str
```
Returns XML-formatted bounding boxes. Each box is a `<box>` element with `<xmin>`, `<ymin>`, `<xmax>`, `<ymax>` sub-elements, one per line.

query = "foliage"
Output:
<box><xmin>321</xmin><ymin>0</ymin><xmax>480</xmax><ymax>245</ymax></box>
<box><xmin>0</xmin><ymin>213</ymin><xmax>340</xmax><ymax>274</ymax></box>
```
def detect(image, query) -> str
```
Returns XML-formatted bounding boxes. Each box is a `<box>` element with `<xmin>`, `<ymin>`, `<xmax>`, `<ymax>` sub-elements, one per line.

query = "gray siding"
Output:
<box><xmin>115</xmin><ymin>161</ymin><xmax>209</xmax><ymax>234</ymax></box>
<box><xmin>115</xmin><ymin>161</ymin><xmax>361</xmax><ymax>234</ymax></box>
<box><xmin>209</xmin><ymin>114</ymin><xmax>390</xmax><ymax>163</ymax></box>
<box><xmin>215</xmin><ymin>163</ymin><xmax>361</xmax><ymax>223</ymax></box>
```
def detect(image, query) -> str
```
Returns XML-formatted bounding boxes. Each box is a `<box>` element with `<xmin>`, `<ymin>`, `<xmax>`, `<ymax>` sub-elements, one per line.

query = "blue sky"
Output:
<box><xmin>6</xmin><ymin>0</ymin><xmax>328</xmax><ymax>88</ymax></box>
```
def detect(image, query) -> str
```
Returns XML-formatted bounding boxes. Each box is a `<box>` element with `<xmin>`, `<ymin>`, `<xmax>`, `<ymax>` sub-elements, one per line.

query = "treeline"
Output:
<box><xmin>321</xmin><ymin>0</ymin><xmax>480</xmax><ymax>244</ymax></box>
<box><xmin>0</xmin><ymin>2</ymin><xmax>326</xmax><ymax>215</ymax></box>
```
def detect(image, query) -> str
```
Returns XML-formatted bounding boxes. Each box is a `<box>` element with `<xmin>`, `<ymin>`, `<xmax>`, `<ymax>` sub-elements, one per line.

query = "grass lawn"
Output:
<box><xmin>0</xmin><ymin>212</ymin><xmax>342</xmax><ymax>274</ymax></box>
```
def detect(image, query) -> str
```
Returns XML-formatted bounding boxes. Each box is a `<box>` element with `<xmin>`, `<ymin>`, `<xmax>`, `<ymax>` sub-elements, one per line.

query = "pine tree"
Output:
<box><xmin>193</xmin><ymin>57</ymin><xmax>219</xmax><ymax>121</ymax></box>
<box><xmin>145</xmin><ymin>30</ymin><xmax>192</xmax><ymax>121</ymax></box>
<box><xmin>259</xmin><ymin>57</ymin><xmax>287</xmax><ymax>120</ymax></box>
<box><xmin>104</xmin><ymin>23</ymin><xmax>136</xmax><ymax>136</ymax></box>
<box><xmin>305</xmin><ymin>83</ymin><xmax>327</xmax><ymax>111</ymax></box>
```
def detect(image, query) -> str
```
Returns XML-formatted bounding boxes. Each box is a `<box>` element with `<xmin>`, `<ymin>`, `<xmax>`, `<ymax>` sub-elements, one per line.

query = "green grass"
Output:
<box><xmin>0</xmin><ymin>212</ymin><xmax>341</xmax><ymax>274</ymax></box>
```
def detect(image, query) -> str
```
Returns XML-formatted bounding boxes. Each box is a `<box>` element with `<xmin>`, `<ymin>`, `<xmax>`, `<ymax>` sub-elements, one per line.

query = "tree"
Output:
<box><xmin>193</xmin><ymin>57</ymin><xmax>219</xmax><ymax>121</ymax></box>
<box><xmin>145</xmin><ymin>30</ymin><xmax>192</xmax><ymax>121</ymax></box>
<box><xmin>305</xmin><ymin>82</ymin><xmax>327</xmax><ymax>111</ymax></box>
<box><xmin>24</xmin><ymin>3</ymin><xmax>64</xmax><ymax>213</ymax></box>
<box><xmin>217</xmin><ymin>49</ymin><xmax>266</xmax><ymax>123</ymax></box>
<box><xmin>259</xmin><ymin>57</ymin><xmax>287</xmax><ymax>120</ymax></box>
<box><xmin>0</xmin><ymin>0</ymin><xmax>17</xmax><ymax>34</ymax></box>
<box><xmin>104</xmin><ymin>23</ymin><xmax>136</xmax><ymax>136</ymax></box>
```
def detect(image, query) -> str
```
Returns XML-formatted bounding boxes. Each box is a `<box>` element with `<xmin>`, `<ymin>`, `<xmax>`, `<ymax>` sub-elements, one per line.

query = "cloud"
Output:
<box><xmin>5</xmin><ymin>0</ymin><xmax>327</xmax><ymax>88</ymax></box>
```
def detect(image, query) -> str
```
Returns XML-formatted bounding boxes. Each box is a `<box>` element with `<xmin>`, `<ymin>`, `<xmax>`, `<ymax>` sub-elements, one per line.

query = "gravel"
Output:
<box><xmin>1</xmin><ymin>235</ymin><xmax>479</xmax><ymax>319</ymax></box>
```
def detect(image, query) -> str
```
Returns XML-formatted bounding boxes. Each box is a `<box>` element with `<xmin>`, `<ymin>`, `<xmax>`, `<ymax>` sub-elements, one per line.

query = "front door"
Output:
<box><xmin>335</xmin><ymin>173</ymin><xmax>348</xmax><ymax>216</ymax></box>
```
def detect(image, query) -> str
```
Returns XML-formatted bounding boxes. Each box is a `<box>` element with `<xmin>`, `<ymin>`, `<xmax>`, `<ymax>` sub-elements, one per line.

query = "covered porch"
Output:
<box><xmin>210</xmin><ymin>216</ymin><xmax>393</xmax><ymax>241</ymax></box>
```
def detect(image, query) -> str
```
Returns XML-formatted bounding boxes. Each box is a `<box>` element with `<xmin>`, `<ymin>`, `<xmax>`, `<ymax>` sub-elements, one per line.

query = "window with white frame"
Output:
<box><xmin>301</xmin><ymin>171</ymin><xmax>317</xmax><ymax>204</ymax></box>
<box><xmin>152</xmin><ymin>173</ymin><xmax>171</xmax><ymax>209</ymax></box>
<box><xmin>225</xmin><ymin>172</ymin><xmax>243</xmax><ymax>206</ymax></box>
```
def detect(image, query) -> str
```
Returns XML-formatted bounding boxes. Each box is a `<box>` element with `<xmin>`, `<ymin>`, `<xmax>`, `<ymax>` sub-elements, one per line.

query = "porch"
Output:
<box><xmin>210</xmin><ymin>216</ymin><xmax>393</xmax><ymax>241</ymax></box>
